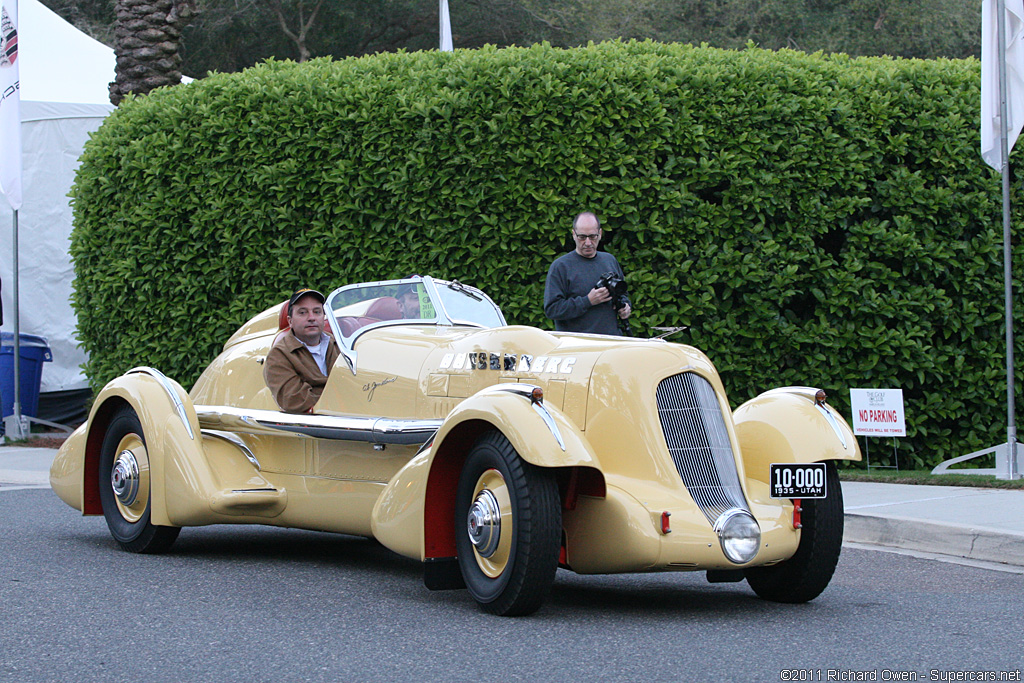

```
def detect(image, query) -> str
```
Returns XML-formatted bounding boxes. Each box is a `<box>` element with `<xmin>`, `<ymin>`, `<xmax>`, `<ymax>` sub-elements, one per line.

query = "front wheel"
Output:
<box><xmin>97</xmin><ymin>405</ymin><xmax>180</xmax><ymax>553</ymax></box>
<box><xmin>455</xmin><ymin>430</ymin><xmax>561</xmax><ymax>616</ymax></box>
<box><xmin>745</xmin><ymin>460</ymin><xmax>843</xmax><ymax>603</ymax></box>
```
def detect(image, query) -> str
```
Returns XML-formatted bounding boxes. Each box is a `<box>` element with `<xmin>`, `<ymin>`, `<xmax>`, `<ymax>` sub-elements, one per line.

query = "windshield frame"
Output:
<box><xmin>325</xmin><ymin>276</ymin><xmax>506</xmax><ymax>372</ymax></box>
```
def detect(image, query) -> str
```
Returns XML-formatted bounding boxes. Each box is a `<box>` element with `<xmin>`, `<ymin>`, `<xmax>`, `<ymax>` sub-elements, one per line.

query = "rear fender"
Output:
<box><xmin>734</xmin><ymin>386</ymin><xmax>861</xmax><ymax>487</ymax></box>
<box><xmin>371</xmin><ymin>384</ymin><xmax>604</xmax><ymax>560</ymax></box>
<box><xmin>66</xmin><ymin>368</ymin><xmax>205</xmax><ymax>526</ymax></box>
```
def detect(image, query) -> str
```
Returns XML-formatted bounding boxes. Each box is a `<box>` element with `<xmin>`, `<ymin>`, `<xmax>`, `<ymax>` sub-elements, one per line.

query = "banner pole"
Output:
<box><xmin>996</xmin><ymin>0</ymin><xmax>1020</xmax><ymax>479</ymax></box>
<box><xmin>7</xmin><ymin>207</ymin><xmax>25</xmax><ymax>438</ymax></box>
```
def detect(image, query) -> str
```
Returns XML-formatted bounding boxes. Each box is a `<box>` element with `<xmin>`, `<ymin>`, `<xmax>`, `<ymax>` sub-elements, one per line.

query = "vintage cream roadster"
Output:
<box><xmin>51</xmin><ymin>276</ymin><xmax>861</xmax><ymax>615</ymax></box>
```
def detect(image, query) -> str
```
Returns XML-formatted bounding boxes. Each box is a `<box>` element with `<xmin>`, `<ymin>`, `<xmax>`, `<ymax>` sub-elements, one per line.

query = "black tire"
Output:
<box><xmin>455</xmin><ymin>430</ymin><xmax>561</xmax><ymax>616</ymax></box>
<box><xmin>97</xmin><ymin>405</ymin><xmax>180</xmax><ymax>554</ymax></box>
<box><xmin>745</xmin><ymin>461</ymin><xmax>843</xmax><ymax>603</ymax></box>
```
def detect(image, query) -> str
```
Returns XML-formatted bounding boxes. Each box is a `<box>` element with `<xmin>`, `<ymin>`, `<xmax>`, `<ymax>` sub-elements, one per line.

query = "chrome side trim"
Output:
<box><xmin>373</xmin><ymin>417</ymin><xmax>442</xmax><ymax>443</ymax></box>
<box><xmin>480</xmin><ymin>384</ymin><xmax>536</xmax><ymax>400</ymax></box>
<box><xmin>480</xmin><ymin>384</ymin><xmax>566</xmax><ymax>451</ymax></box>
<box><xmin>532</xmin><ymin>403</ymin><xmax>566</xmax><ymax>451</ymax></box>
<box><xmin>127</xmin><ymin>366</ymin><xmax>195</xmax><ymax>440</ymax></box>
<box><xmin>201</xmin><ymin>429</ymin><xmax>261</xmax><ymax>470</ymax></box>
<box><xmin>814</xmin><ymin>404</ymin><xmax>849</xmax><ymax>450</ymax></box>
<box><xmin>194</xmin><ymin>405</ymin><xmax>441</xmax><ymax>446</ymax></box>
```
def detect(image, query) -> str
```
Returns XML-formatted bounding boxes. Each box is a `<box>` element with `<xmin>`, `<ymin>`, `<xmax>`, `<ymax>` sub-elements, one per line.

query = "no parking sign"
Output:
<box><xmin>849</xmin><ymin>388</ymin><xmax>906</xmax><ymax>437</ymax></box>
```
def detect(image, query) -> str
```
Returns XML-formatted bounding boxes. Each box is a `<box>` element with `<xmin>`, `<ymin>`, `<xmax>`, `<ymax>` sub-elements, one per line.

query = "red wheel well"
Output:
<box><xmin>421</xmin><ymin>420</ymin><xmax>605</xmax><ymax>559</ymax></box>
<box><xmin>422</xmin><ymin>420</ymin><xmax>484</xmax><ymax>559</ymax></box>
<box><xmin>81</xmin><ymin>397</ymin><xmax>129</xmax><ymax>516</ymax></box>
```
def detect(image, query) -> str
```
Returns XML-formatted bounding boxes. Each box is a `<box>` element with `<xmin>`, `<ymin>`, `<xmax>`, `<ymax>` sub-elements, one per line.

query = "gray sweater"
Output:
<box><xmin>543</xmin><ymin>250</ymin><xmax>629</xmax><ymax>335</ymax></box>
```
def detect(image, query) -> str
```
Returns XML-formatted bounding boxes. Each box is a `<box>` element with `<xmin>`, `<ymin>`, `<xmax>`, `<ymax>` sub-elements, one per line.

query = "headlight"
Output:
<box><xmin>714</xmin><ymin>508</ymin><xmax>761</xmax><ymax>564</ymax></box>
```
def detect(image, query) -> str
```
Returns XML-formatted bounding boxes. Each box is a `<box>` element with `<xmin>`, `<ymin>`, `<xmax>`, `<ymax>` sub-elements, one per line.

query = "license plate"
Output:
<box><xmin>770</xmin><ymin>463</ymin><xmax>827</xmax><ymax>499</ymax></box>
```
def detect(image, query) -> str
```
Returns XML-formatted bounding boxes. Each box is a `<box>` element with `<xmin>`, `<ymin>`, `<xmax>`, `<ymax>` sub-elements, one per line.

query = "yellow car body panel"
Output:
<box><xmin>370</xmin><ymin>387</ymin><xmax>601</xmax><ymax>559</ymax></box>
<box><xmin>50</xmin><ymin>369</ymin><xmax>203</xmax><ymax>526</ymax></box>
<box><xmin>734</xmin><ymin>387</ymin><xmax>863</xmax><ymax>490</ymax></box>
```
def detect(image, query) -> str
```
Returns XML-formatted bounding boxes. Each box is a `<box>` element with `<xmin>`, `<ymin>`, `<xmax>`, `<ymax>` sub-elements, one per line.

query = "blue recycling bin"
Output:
<box><xmin>0</xmin><ymin>332</ymin><xmax>53</xmax><ymax>420</ymax></box>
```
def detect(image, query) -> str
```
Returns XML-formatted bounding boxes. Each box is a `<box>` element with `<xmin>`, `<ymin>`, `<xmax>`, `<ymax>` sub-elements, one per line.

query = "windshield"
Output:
<box><xmin>325</xmin><ymin>276</ymin><xmax>505</xmax><ymax>340</ymax></box>
<box><xmin>435</xmin><ymin>280</ymin><xmax>505</xmax><ymax>328</ymax></box>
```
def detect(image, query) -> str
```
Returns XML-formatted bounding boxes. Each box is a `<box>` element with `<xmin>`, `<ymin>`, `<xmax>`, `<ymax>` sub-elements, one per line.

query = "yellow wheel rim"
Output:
<box><xmin>467</xmin><ymin>468</ymin><xmax>513</xmax><ymax>579</ymax></box>
<box><xmin>110</xmin><ymin>433</ymin><xmax>150</xmax><ymax>524</ymax></box>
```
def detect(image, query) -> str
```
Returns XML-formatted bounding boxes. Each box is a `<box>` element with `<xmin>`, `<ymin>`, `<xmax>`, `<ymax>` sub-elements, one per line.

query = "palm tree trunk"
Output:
<box><xmin>110</xmin><ymin>0</ymin><xmax>196</xmax><ymax>105</ymax></box>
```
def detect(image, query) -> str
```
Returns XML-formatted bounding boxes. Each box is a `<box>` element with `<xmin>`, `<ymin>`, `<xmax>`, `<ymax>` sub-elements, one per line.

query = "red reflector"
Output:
<box><xmin>661</xmin><ymin>511</ymin><xmax>672</xmax><ymax>534</ymax></box>
<box><xmin>793</xmin><ymin>499</ymin><xmax>803</xmax><ymax>529</ymax></box>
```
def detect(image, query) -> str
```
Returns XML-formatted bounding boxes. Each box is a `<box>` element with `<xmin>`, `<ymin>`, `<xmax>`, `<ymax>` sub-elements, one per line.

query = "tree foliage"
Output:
<box><xmin>39</xmin><ymin>0</ymin><xmax>116</xmax><ymax>43</ymax></box>
<box><xmin>42</xmin><ymin>0</ymin><xmax>981</xmax><ymax>78</ymax></box>
<box><xmin>644</xmin><ymin>0</ymin><xmax>981</xmax><ymax>58</ymax></box>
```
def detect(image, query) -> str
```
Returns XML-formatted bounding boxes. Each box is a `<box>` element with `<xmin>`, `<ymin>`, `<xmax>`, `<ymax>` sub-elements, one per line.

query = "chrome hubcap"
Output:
<box><xmin>467</xmin><ymin>489</ymin><xmax>501</xmax><ymax>558</ymax></box>
<box><xmin>111</xmin><ymin>449</ymin><xmax>140</xmax><ymax>506</ymax></box>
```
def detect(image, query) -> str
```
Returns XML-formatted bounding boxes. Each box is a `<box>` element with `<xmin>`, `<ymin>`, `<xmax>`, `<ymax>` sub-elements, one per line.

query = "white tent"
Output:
<box><xmin>0</xmin><ymin>0</ymin><xmax>115</xmax><ymax>409</ymax></box>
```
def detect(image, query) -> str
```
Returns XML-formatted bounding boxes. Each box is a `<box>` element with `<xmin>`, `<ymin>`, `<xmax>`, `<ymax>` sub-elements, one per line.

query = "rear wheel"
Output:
<box><xmin>745</xmin><ymin>460</ymin><xmax>843</xmax><ymax>603</ymax></box>
<box><xmin>455</xmin><ymin>430</ymin><xmax>561</xmax><ymax>616</ymax></box>
<box><xmin>98</xmin><ymin>405</ymin><xmax>180</xmax><ymax>553</ymax></box>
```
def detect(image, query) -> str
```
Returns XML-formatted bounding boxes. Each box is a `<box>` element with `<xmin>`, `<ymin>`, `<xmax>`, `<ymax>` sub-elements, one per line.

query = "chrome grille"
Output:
<box><xmin>656</xmin><ymin>372</ymin><xmax>749</xmax><ymax>524</ymax></box>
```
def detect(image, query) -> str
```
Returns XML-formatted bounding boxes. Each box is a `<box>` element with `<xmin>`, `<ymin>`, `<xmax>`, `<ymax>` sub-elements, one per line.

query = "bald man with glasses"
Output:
<box><xmin>543</xmin><ymin>211</ymin><xmax>631</xmax><ymax>335</ymax></box>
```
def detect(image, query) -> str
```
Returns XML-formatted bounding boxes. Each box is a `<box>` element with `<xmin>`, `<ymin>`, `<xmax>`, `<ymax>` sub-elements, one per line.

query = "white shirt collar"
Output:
<box><xmin>301</xmin><ymin>332</ymin><xmax>331</xmax><ymax>375</ymax></box>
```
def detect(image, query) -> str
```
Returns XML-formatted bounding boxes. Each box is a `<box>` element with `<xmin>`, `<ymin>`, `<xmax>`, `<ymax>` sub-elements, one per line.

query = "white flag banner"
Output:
<box><xmin>440</xmin><ymin>0</ymin><xmax>453</xmax><ymax>52</ymax></box>
<box><xmin>982</xmin><ymin>0</ymin><xmax>1024</xmax><ymax>172</ymax></box>
<box><xmin>0</xmin><ymin>0</ymin><xmax>21</xmax><ymax>210</ymax></box>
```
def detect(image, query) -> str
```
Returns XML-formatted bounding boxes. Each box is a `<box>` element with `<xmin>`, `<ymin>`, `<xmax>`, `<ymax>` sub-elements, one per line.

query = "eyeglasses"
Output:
<box><xmin>573</xmin><ymin>232</ymin><xmax>600</xmax><ymax>242</ymax></box>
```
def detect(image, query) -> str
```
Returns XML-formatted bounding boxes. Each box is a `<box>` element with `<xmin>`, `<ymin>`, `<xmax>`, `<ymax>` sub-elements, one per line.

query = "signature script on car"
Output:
<box><xmin>363</xmin><ymin>376</ymin><xmax>397</xmax><ymax>401</ymax></box>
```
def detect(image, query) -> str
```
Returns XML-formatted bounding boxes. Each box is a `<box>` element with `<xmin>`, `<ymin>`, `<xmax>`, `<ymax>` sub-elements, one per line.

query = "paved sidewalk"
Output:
<box><xmin>4</xmin><ymin>446</ymin><xmax>1023</xmax><ymax>569</ymax></box>
<box><xmin>843</xmin><ymin>480</ymin><xmax>1024</xmax><ymax>568</ymax></box>
<box><xmin>0</xmin><ymin>446</ymin><xmax>58</xmax><ymax>488</ymax></box>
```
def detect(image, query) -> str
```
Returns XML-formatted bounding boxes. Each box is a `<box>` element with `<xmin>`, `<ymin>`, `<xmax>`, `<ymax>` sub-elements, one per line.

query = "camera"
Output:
<box><xmin>595</xmin><ymin>272</ymin><xmax>631</xmax><ymax>336</ymax></box>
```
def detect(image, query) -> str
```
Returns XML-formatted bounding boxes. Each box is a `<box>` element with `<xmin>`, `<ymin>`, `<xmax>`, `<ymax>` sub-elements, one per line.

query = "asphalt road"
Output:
<box><xmin>3</xmin><ymin>488</ymin><xmax>1022</xmax><ymax>683</ymax></box>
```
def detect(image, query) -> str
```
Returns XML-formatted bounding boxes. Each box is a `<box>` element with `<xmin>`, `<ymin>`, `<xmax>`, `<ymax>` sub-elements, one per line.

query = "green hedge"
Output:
<box><xmin>70</xmin><ymin>41</ymin><xmax>1020</xmax><ymax>467</ymax></box>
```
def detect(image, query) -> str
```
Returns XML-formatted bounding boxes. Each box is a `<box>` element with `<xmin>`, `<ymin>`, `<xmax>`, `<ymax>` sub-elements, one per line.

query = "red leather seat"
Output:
<box><xmin>277</xmin><ymin>301</ymin><xmax>290</xmax><ymax>330</ymax></box>
<box><xmin>366</xmin><ymin>297</ymin><xmax>401</xmax><ymax>320</ymax></box>
<box><xmin>271</xmin><ymin>301</ymin><xmax>291</xmax><ymax>346</ymax></box>
<box><xmin>337</xmin><ymin>297</ymin><xmax>402</xmax><ymax>337</ymax></box>
<box><xmin>338</xmin><ymin>316</ymin><xmax>366</xmax><ymax>337</ymax></box>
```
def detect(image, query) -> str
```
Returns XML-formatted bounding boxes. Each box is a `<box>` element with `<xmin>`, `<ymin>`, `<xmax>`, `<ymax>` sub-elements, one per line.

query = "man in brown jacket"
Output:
<box><xmin>264</xmin><ymin>288</ymin><xmax>340</xmax><ymax>413</ymax></box>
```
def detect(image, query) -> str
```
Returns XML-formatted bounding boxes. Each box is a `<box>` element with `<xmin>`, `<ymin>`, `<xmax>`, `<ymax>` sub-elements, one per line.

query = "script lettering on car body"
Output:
<box><xmin>439</xmin><ymin>352</ymin><xmax>576</xmax><ymax>375</ymax></box>
<box><xmin>363</xmin><ymin>376</ymin><xmax>397</xmax><ymax>401</ymax></box>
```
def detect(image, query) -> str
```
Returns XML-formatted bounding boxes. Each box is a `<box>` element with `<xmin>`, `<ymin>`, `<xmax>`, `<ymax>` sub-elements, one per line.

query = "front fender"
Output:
<box><xmin>733</xmin><ymin>386</ymin><xmax>861</xmax><ymax>486</ymax></box>
<box><xmin>435</xmin><ymin>384</ymin><xmax>599</xmax><ymax>470</ymax></box>
<box><xmin>49</xmin><ymin>367</ymin><xmax>204</xmax><ymax>526</ymax></box>
<box><xmin>371</xmin><ymin>384</ymin><xmax>602</xmax><ymax>560</ymax></box>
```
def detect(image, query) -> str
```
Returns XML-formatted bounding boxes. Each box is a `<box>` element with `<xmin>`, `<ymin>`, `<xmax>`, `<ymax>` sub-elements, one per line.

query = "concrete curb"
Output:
<box><xmin>0</xmin><ymin>448</ymin><xmax>56</xmax><ymax>487</ymax></box>
<box><xmin>845</xmin><ymin>513</ymin><xmax>1024</xmax><ymax>568</ymax></box>
<box><xmin>0</xmin><ymin>469</ymin><xmax>49</xmax><ymax>485</ymax></box>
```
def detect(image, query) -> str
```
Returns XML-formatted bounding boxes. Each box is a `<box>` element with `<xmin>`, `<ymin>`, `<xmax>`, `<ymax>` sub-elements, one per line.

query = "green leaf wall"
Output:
<box><xmin>70</xmin><ymin>41</ymin><xmax>1020</xmax><ymax>467</ymax></box>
